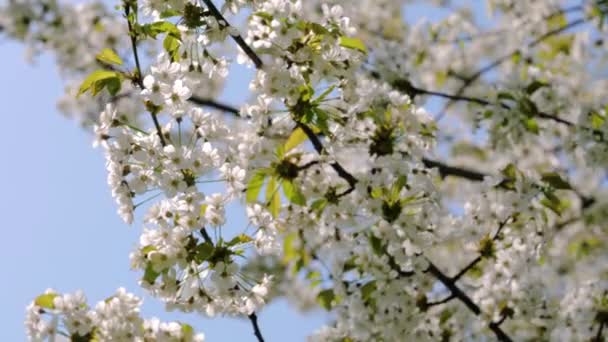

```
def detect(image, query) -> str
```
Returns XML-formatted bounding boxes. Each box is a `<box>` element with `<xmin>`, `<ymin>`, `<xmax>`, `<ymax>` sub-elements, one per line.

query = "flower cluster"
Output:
<box><xmin>25</xmin><ymin>288</ymin><xmax>205</xmax><ymax>341</ymax></box>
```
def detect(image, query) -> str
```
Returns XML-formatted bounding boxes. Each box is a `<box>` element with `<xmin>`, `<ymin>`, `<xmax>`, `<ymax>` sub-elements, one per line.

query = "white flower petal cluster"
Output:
<box><xmin>25</xmin><ymin>288</ymin><xmax>205</xmax><ymax>342</ymax></box>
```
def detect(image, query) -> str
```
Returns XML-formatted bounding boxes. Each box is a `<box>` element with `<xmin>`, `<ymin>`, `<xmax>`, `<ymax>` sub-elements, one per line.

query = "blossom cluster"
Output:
<box><xmin>26</xmin><ymin>288</ymin><xmax>205</xmax><ymax>341</ymax></box>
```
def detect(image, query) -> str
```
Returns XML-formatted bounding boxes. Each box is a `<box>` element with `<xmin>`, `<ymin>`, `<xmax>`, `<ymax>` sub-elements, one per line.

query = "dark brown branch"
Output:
<box><xmin>451</xmin><ymin>217</ymin><xmax>511</xmax><ymax>281</ymax></box>
<box><xmin>594</xmin><ymin>320</ymin><xmax>605</xmax><ymax>342</ymax></box>
<box><xmin>424</xmin><ymin>260</ymin><xmax>513</xmax><ymax>342</ymax></box>
<box><xmin>422</xmin><ymin>158</ymin><xmax>486</xmax><ymax>181</ymax></box>
<box><xmin>297</xmin><ymin>122</ymin><xmax>358</xmax><ymax>195</ymax></box>
<box><xmin>200</xmin><ymin>0</ymin><xmax>263</xmax><ymax>69</ymax></box>
<box><xmin>296</xmin><ymin>112</ymin><xmax>512</xmax><ymax>341</ymax></box>
<box><xmin>451</xmin><ymin>255</ymin><xmax>482</xmax><ymax>282</ymax></box>
<box><xmin>396</xmin><ymin>80</ymin><xmax>606</xmax><ymax>140</ymax></box>
<box><xmin>189</xmin><ymin>96</ymin><xmax>240</xmax><ymax>115</ymax></box>
<box><xmin>427</xmin><ymin>294</ymin><xmax>456</xmax><ymax>307</ymax></box>
<box><xmin>248</xmin><ymin>313</ymin><xmax>265</xmax><ymax>342</ymax></box>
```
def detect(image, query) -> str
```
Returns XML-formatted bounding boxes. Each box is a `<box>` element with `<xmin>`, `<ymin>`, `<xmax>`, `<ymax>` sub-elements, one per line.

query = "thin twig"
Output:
<box><xmin>200</xmin><ymin>0</ymin><xmax>263</xmax><ymax>69</ymax></box>
<box><xmin>297</xmin><ymin>122</ymin><xmax>358</xmax><ymax>196</ymax></box>
<box><xmin>438</xmin><ymin>17</ymin><xmax>587</xmax><ymax>118</ymax></box>
<box><xmin>124</xmin><ymin>0</ymin><xmax>167</xmax><ymax>146</ymax></box>
<box><xmin>424</xmin><ymin>260</ymin><xmax>513</xmax><ymax>342</ymax></box>
<box><xmin>248</xmin><ymin>312</ymin><xmax>265</xmax><ymax>342</ymax></box>
<box><xmin>427</xmin><ymin>294</ymin><xmax>456</xmax><ymax>307</ymax></box>
<box><xmin>189</xmin><ymin>96</ymin><xmax>241</xmax><ymax>115</ymax></box>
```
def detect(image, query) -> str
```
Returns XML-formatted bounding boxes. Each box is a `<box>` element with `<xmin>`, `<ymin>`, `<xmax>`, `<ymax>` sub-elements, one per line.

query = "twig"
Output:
<box><xmin>422</xmin><ymin>158</ymin><xmax>486</xmax><ymax>181</ymax></box>
<box><xmin>124</xmin><ymin>0</ymin><xmax>167</xmax><ymax>146</ymax></box>
<box><xmin>427</xmin><ymin>294</ymin><xmax>456</xmax><ymax>307</ymax></box>
<box><xmin>189</xmin><ymin>96</ymin><xmax>240</xmax><ymax>115</ymax></box>
<box><xmin>297</xmin><ymin>122</ymin><xmax>358</xmax><ymax>196</ymax></box>
<box><xmin>248</xmin><ymin>313</ymin><xmax>265</xmax><ymax>342</ymax></box>
<box><xmin>424</xmin><ymin>260</ymin><xmax>513</xmax><ymax>342</ymax></box>
<box><xmin>200</xmin><ymin>0</ymin><xmax>263</xmax><ymax>69</ymax></box>
<box><xmin>438</xmin><ymin>17</ymin><xmax>587</xmax><ymax>118</ymax></box>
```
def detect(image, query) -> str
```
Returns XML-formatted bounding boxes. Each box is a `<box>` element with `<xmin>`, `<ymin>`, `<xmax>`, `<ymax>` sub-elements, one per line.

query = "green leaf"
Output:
<box><xmin>313</xmin><ymin>84</ymin><xmax>336</xmax><ymax>104</ymax></box>
<box><xmin>159</xmin><ymin>9</ymin><xmax>181</xmax><ymax>18</ymax></box>
<box><xmin>266</xmin><ymin>177</ymin><xmax>280</xmax><ymax>218</ymax></box>
<box><xmin>311</xmin><ymin>198</ymin><xmax>328</xmax><ymax>215</ymax></box>
<box><xmin>143</xmin><ymin>263</ymin><xmax>160</xmax><ymax>285</ymax></box>
<box><xmin>141</xmin><ymin>245</ymin><xmax>157</xmax><ymax>256</ymax></box>
<box><xmin>339</xmin><ymin>36</ymin><xmax>367</xmax><ymax>53</ymax></box>
<box><xmin>369</xmin><ymin>234</ymin><xmax>384</xmax><ymax>256</ymax></box>
<box><xmin>77</xmin><ymin>70</ymin><xmax>121</xmax><ymax>97</ymax></box>
<box><xmin>194</xmin><ymin>242</ymin><xmax>214</xmax><ymax>263</ymax></box>
<box><xmin>525</xmin><ymin>80</ymin><xmax>548</xmax><ymax>95</ymax></box>
<box><xmin>35</xmin><ymin>293</ymin><xmax>58</xmax><ymax>309</ymax></box>
<box><xmin>227</xmin><ymin>234</ymin><xmax>253</xmax><ymax>247</ymax></box>
<box><xmin>541</xmin><ymin>190</ymin><xmax>569</xmax><ymax>216</ymax></box>
<box><xmin>541</xmin><ymin>172</ymin><xmax>572</xmax><ymax>190</ymax></box>
<box><xmin>282</xmin><ymin>180</ymin><xmax>306</xmax><ymax>206</ymax></box>
<box><xmin>163</xmin><ymin>35</ymin><xmax>181</xmax><ymax>62</ymax></box>
<box><xmin>523</xmin><ymin>118</ymin><xmax>539</xmax><ymax>134</ymax></box>
<box><xmin>590</xmin><ymin>111</ymin><xmax>606</xmax><ymax>130</ymax></box>
<box><xmin>284</xmin><ymin>127</ymin><xmax>308</xmax><ymax>152</ymax></box>
<box><xmin>96</xmin><ymin>48</ymin><xmax>123</xmax><ymax>65</ymax></box>
<box><xmin>246</xmin><ymin>170</ymin><xmax>268</xmax><ymax>203</ymax></box>
<box><xmin>497</xmin><ymin>92</ymin><xmax>516</xmax><ymax>102</ymax></box>
<box><xmin>317</xmin><ymin>289</ymin><xmax>335</xmax><ymax>310</ymax></box>
<box><xmin>361</xmin><ymin>280</ymin><xmax>377</xmax><ymax>302</ymax></box>
<box><xmin>181</xmin><ymin>323</ymin><xmax>194</xmax><ymax>338</ymax></box>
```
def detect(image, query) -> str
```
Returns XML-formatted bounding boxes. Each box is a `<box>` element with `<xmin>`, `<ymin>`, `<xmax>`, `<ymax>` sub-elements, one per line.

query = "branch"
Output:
<box><xmin>440</xmin><ymin>17</ymin><xmax>587</xmax><ymax>116</ymax></box>
<box><xmin>393</xmin><ymin>80</ymin><xmax>606</xmax><ymax>140</ymax></box>
<box><xmin>297</xmin><ymin>122</ymin><xmax>358</xmax><ymax>196</ymax></box>
<box><xmin>200</xmin><ymin>0</ymin><xmax>263</xmax><ymax>69</ymax></box>
<box><xmin>422</xmin><ymin>158</ymin><xmax>486</xmax><ymax>181</ymax></box>
<box><xmin>124</xmin><ymin>0</ymin><xmax>167</xmax><ymax>146</ymax></box>
<box><xmin>427</xmin><ymin>294</ymin><xmax>456</xmax><ymax>307</ymax></box>
<box><xmin>424</xmin><ymin>260</ymin><xmax>513</xmax><ymax>342</ymax></box>
<box><xmin>248</xmin><ymin>313</ymin><xmax>265</xmax><ymax>342</ymax></box>
<box><xmin>189</xmin><ymin>96</ymin><xmax>240</xmax><ymax>116</ymax></box>
<box><xmin>296</xmin><ymin>115</ymin><xmax>512</xmax><ymax>341</ymax></box>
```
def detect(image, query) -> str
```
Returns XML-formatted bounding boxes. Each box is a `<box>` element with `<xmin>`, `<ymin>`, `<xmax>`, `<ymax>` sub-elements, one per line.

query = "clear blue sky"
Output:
<box><xmin>0</xmin><ymin>3</ymin><xmax>490</xmax><ymax>340</ymax></box>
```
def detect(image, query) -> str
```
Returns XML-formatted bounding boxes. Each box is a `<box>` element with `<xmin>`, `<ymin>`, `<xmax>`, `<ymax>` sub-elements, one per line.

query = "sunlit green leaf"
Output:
<box><xmin>96</xmin><ymin>48</ymin><xmax>123</xmax><ymax>65</ymax></box>
<box><xmin>339</xmin><ymin>36</ymin><xmax>367</xmax><ymax>53</ymax></box>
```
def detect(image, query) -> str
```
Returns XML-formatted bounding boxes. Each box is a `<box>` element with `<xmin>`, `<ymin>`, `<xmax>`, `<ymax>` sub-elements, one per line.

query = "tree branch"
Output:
<box><xmin>124</xmin><ymin>0</ymin><xmax>166</xmax><ymax>146</ymax></box>
<box><xmin>439</xmin><ymin>17</ymin><xmax>587</xmax><ymax>116</ymax></box>
<box><xmin>248</xmin><ymin>312</ymin><xmax>265</xmax><ymax>342</ymax></box>
<box><xmin>424</xmin><ymin>260</ymin><xmax>513</xmax><ymax>342</ymax></box>
<box><xmin>200</xmin><ymin>0</ymin><xmax>263</xmax><ymax>69</ymax></box>
<box><xmin>189</xmin><ymin>96</ymin><xmax>240</xmax><ymax>115</ymax></box>
<box><xmin>421</xmin><ymin>158</ymin><xmax>486</xmax><ymax>181</ymax></box>
<box><xmin>297</xmin><ymin>122</ymin><xmax>358</xmax><ymax>196</ymax></box>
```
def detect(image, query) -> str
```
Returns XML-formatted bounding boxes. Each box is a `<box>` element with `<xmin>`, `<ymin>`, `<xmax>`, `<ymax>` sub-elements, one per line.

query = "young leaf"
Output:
<box><xmin>194</xmin><ymin>242</ymin><xmax>214</xmax><ymax>263</ymax></box>
<box><xmin>317</xmin><ymin>289</ymin><xmax>336</xmax><ymax>310</ymax></box>
<box><xmin>34</xmin><ymin>293</ymin><xmax>58</xmax><ymax>309</ymax></box>
<box><xmin>246</xmin><ymin>170</ymin><xmax>268</xmax><ymax>203</ymax></box>
<box><xmin>541</xmin><ymin>172</ymin><xmax>572</xmax><ymax>190</ymax></box>
<box><xmin>227</xmin><ymin>234</ymin><xmax>253</xmax><ymax>247</ymax></box>
<box><xmin>339</xmin><ymin>36</ymin><xmax>367</xmax><ymax>53</ymax></box>
<box><xmin>143</xmin><ymin>263</ymin><xmax>160</xmax><ymax>284</ymax></box>
<box><xmin>282</xmin><ymin>179</ymin><xmax>306</xmax><ymax>205</ymax></box>
<box><xmin>77</xmin><ymin>70</ymin><xmax>121</xmax><ymax>97</ymax></box>
<box><xmin>266</xmin><ymin>177</ymin><xmax>280</xmax><ymax>217</ymax></box>
<box><xmin>96</xmin><ymin>48</ymin><xmax>123</xmax><ymax>65</ymax></box>
<box><xmin>284</xmin><ymin>127</ymin><xmax>308</xmax><ymax>152</ymax></box>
